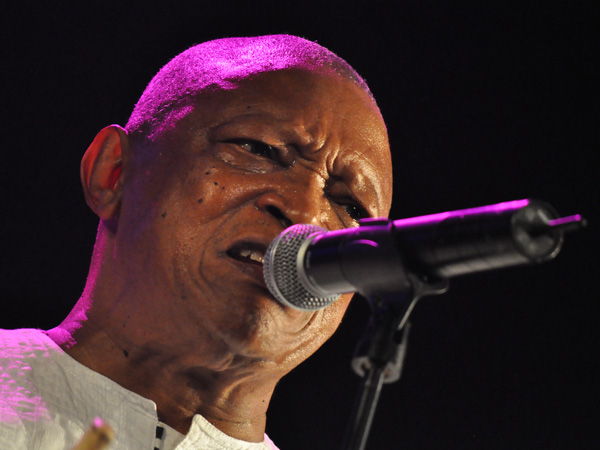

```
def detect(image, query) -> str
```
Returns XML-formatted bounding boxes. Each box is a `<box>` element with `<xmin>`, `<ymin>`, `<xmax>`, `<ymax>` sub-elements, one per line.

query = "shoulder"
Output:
<box><xmin>0</xmin><ymin>328</ymin><xmax>91</xmax><ymax>449</ymax></box>
<box><xmin>0</xmin><ymin>328</ymin><xmax>58</xmax><ymax>413</ymax></box>
<box><xmin>0</xmin><ymin>328</ymin><xmax>60</xmax><ymax>376</ymax></box>
<box><xmin>0</xmin><ymin>328</ymin><xmax>55</xmax><ymax>355</ymax></box>
<box><xmin>0</xmin><ymin>328</ymin><xmax>54</xmax><ymax>448</ymax></box>
<box><xmin>263</xmin><ymin>433</ymin><xmax>281</xmax><ymax>450</ymax></box>
<box><xmin>0</xmin><ymin>328</ymin><xmax>72</xmax><ymax>411</ymax></box>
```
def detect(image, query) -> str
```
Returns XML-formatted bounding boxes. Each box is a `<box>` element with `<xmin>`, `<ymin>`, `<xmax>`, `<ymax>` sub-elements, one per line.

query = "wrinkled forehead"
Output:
<box><xmin>190</xmin><ymin>70</ymin><xmax>393</xmax><ymax>216</ymax></box>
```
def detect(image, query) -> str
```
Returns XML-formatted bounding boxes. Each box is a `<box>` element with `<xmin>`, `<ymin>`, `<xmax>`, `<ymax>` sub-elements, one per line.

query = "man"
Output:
<box><xmin>0</xmin><ymin>35</ymin><xmax>393</xmax><ymax>449</ymax></box>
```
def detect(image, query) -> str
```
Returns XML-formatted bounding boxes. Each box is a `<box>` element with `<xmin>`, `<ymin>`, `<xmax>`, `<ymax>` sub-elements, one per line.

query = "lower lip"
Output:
<box><xmin>227</xmin><ymin>255</ymin><xmax>266</xmax><ymax>279</ymax></box>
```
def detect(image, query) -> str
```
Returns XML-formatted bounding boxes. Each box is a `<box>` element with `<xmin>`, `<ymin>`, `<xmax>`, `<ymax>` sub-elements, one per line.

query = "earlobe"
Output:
<box><xmin>81</xmin><ymin>125</ymin><xmax>129</xmax><ymax>221</ymax></box>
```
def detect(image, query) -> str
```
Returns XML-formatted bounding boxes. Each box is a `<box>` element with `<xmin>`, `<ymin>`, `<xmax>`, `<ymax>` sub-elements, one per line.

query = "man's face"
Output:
<box><xmin>114</xmin><ymin>69</ymin><xmax>393</xmax><ymax>373</ymax></box>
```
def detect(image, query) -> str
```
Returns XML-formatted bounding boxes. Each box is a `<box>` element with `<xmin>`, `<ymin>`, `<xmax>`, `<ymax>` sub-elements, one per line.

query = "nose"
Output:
<box><xmin>255</xmin><ymin>173</ymin><xmax>327</xmax><ymax>229</ymax></box>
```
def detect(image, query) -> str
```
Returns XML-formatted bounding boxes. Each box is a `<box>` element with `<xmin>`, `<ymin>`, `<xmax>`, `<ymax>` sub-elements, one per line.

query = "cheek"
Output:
<box><xmin>321</xmin><ymin>293</ymin><xmax>353</xmax><ymax>336</ymax></box>
<box><xmin>174</xmin><ymin>165</ymin><xmax>252</xmax><ymax>222</ymax></box>
<box><xmin>275</xmin><ymin>293</ymin><xmax>354</xmax><ymax>370</ymax></box>
<box><xmin>304</xmin><ymin>293</ymin><xmax>353</xmax><ymax>348</ymax></box>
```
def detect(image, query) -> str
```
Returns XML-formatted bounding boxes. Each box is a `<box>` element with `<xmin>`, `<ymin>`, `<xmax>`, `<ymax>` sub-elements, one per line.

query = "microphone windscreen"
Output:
<box><xmin>263</xmin><ymin>224</ymin><xmax>341</xmax><ymax>310</ymax></box>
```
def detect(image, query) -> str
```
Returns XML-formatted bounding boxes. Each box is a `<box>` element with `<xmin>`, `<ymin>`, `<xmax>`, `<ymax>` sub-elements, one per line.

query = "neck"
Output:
<box><xmin>48</xmin><ymin>309</ymin><xmax>280</xmax><ymax>442</ymax></box>
<box><xmin>51</xmin><ymin>225</ymin><xmax>290</xmax><ymax>442</ymax></box>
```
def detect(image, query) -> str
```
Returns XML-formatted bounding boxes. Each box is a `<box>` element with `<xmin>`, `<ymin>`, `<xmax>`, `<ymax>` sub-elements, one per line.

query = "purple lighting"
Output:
<box><xmin>549</xmin><ymin>214</ymin><xmax>583</xmax><ymax>227</ymax></box>
<box><xmin>125</xmin><ymin>35</ymin><xmax>372</xmax><ymax>140</ymax></box>
<box><xmin>548</xmin><ymin>214</ymin><xmax>587</xmax><ymax>233</ymax></box>
<box><xmin>393</xmin><ymin>199</ymin><xmax>530</xmax><ymax>228</ymax></box>
<box><xmin>0</xmin><ymin>358</ymin><xmax>50</xmax><ymax>424</ymax></box>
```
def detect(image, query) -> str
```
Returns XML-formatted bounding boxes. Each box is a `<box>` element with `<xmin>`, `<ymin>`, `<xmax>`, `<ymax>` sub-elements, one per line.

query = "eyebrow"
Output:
<box><xmin>208</xmin><ymin>101</ymin><xmax>316</xmax><ymax>141</ymax></box>
<box><xmin>208</xmin><ymin>107</ymin><xmax>387</xmax><ymax>215</ymax></box>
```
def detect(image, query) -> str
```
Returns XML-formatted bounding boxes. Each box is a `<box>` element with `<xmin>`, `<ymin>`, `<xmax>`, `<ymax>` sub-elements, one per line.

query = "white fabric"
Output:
<box><xmin>0</xmin><ymin>328</ymin><xmax>279</xmax><ymax>450</ymax></box>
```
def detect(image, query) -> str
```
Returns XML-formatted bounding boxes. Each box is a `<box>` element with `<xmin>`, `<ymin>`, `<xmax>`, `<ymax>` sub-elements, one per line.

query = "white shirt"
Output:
<box><xmin>0</xmin><ymin>328</ymin><xmax>279</xmax><ymax>450</ymax></box>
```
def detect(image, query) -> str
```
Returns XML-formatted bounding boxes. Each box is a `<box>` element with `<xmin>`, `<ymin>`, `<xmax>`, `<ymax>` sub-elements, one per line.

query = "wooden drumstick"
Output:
<box><xmin>71</xmin><ymin>417</ymin><xmax>115</xmax><ymax>450</ymax></box>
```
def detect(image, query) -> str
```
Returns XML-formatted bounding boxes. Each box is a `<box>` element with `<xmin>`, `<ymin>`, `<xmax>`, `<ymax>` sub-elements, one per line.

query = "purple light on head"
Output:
<box><xmin>393</xmin><ymin>199</ymin><xmax>530</xmax><ymax>228</ymax></box>
<box><xmin>126</xmin><ymin>35</ymin><xmax>372</xmax><ymax>139</ymax></box>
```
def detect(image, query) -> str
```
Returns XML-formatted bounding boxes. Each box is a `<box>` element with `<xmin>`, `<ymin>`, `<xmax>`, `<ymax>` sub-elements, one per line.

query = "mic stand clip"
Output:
<box><xmin>342</xmin><ymin>274</ymin><xmax>449</xmax><ymax>450</ymax></box>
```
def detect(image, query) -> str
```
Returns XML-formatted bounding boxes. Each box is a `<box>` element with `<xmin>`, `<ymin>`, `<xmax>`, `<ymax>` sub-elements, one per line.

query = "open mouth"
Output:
<box><xmin>226</xmin><ymin>242</ymin><xmax>266</xmax><ymax>266</ymax></box>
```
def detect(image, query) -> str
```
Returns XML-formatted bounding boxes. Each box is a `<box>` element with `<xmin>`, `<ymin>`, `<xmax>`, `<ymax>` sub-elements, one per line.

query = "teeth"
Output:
<box><xmin>249</xmin><ymin>251</ymin><xmax>264</xmax><ymax>264</ymax></box>
<box><xmin>238</xmin><ymin>248</ymin><xmax>264</xmax><ymax>264</ymax></box>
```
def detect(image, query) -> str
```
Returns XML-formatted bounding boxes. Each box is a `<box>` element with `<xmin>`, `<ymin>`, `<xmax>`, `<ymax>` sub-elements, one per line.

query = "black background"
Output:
<box><xmin>2</xmin><ymin>1</ymin><xmax>599</xmax><ymax>449</ymax></box>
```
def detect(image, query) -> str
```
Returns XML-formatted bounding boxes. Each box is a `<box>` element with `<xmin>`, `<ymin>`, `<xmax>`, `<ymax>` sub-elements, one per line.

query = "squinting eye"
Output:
<box><xmin>227</xmin><ymin>139</ymin><xmax>278</xmax><ymax>160</ymax></box>
<box><xmin>342</xmin><ymin>202</ymin><xmax>369</xmax><ymax>222</ymax></box>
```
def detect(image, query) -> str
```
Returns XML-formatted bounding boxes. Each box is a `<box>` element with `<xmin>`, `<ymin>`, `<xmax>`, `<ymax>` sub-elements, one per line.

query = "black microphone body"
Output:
<box><xmin>263</xmin><ymin>199</ymin><xmax>583</xmax><ymax>310</ymax></box>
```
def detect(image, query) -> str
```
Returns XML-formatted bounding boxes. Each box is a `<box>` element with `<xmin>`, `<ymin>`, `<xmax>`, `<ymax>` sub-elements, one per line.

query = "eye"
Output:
<box><xmin>226</xmin><ymin>139</ymin><xmax>279</xmax><ymax>160</ymax></box>
<box><xmin>340</xmin><ymin>200</ymin><xmax>370</xmax><ymax>222</ymax></box>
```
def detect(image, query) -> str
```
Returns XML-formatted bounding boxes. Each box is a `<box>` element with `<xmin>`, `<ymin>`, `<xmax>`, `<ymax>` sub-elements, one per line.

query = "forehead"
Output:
<box><xmin>221</xmin><ymin>69</ymin><xmax>378</xmax><ymax>123</ymax></box>
<box><xmin>159</xmin><ymin>69</ymin><xmax>393</xmax><ymax>215</ymax></box>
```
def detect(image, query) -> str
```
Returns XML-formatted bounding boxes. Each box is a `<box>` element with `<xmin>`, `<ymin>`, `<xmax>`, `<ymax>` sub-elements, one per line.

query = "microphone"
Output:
<box><xmin>263</xmin><ymin>199</ymin><xmax>585</xmax><ymax>311</ymax></box>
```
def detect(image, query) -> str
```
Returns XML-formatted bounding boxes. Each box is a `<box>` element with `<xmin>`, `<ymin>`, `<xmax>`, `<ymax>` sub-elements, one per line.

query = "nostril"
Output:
<box><xmin>266</xmin><ymin>205</ymin><xmax>293</xmax><ymax>229</ymax></box>
<box><xmin>255</xmin><ymin>192</ymin><xmax>296</xmax><ymax>228</ymax></box>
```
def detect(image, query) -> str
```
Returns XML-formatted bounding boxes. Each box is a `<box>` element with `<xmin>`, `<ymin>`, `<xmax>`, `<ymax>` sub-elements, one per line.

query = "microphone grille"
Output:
<box><xmin>263</xmin><ymin>224</ymin><xmax>341</xmax><ymax>311</ymax></box>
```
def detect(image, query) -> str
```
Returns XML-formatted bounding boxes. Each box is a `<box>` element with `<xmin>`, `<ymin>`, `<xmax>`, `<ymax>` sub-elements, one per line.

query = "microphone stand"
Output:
<box><xmin>338</xmin><ymin>206</ymin><xmax>586</xmax><ymax>450</ymax></box>
<box><xmin>341</xmin><ymin>275</ymin><xmax>449</xmax><ymax>450</ymax></box>
<box><xmin>262</xmin><ymin>201</ymin><xmax>584</xmax><ymax>449</ymax></box>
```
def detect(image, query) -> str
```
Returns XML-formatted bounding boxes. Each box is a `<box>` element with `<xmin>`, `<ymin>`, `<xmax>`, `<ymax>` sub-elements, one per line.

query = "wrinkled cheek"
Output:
<box><xmin>330</xmin><ymin>292</ymin><xmax>354</xmax><ymax>317</ymax></box>
<box><xmin>322</xmin><ymin>293</ymin><xmax>354</xmax><ymax>336</ymax></box>
<box><xmin>303</xmin><ymin>293</ymin><xmax>354</xmax><ymax>348</ymax></box>
<box><xmin>170</xmin><ymin>253</ymin><xmax>193</xmax><ymax>303</ymax></box>
<box><xmin>277</xmin><ymin>293</ymin><xmax>355</xmax><ymax>370</ymax></box>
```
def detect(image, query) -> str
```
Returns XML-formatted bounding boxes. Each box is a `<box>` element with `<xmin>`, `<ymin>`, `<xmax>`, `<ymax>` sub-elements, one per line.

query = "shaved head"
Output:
<box><xmin>125</xmin><ymin>35</ymin><xmax>374</xmax><ymax>143</ymax></box>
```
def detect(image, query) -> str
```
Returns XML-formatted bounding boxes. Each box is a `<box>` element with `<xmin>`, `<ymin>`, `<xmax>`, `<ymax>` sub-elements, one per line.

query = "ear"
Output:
<box><xmin>80</xmin><ymin>125</ymin><xmax>129</xmax><ymax>221</ymax></box>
